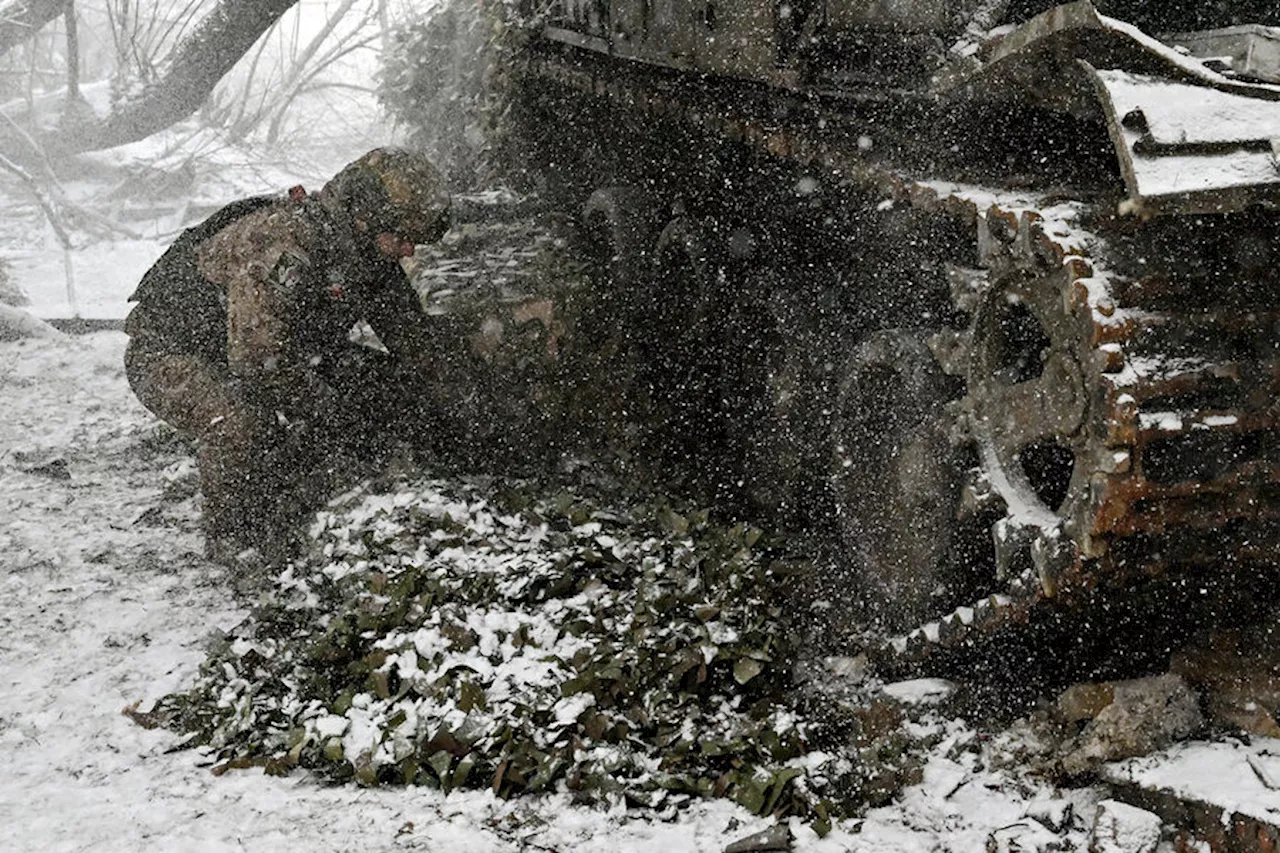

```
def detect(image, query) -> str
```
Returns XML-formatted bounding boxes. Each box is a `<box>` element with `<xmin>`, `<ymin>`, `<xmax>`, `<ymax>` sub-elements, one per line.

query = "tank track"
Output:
<box><xmin>881</xmin><ymin>196</ymin><xmax>1280</xmax><ymax>670</ymax></box>
<box><xmin>519</xmin><ymin>46</ymin><xmax>1280</xmax><ymax>672</ymax></box>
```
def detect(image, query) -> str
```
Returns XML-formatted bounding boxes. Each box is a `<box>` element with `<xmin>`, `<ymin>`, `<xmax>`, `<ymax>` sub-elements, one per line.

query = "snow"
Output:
<box><xmin>850</xmin><ymin>749</ymin><xmax>1091</xmax><ymax>852</ymax></box>
<box><xmin>1135</xmin><ymin>410</ymin><xmax>1242</xmax><ymax>433</ymax></box>
<box><xmin>882</xmin><ymin>679</ymin><xmax>957</xmax><ymax>707</ymax></box>
<box><xmin>1024</xmin><ymin>797</ymin><xmax>1075</xmax><ymax>832</ymax></box>
<box><xmin>918</xmin><ymin>179</ymin><xmax>1040</xmax><ymax>211</ymax></box>
<box><xmin>1093</xmin><ymin>70</ymin><xmax>1280</xmax><ymax>202</ymax></box>
<box><xmin>0</xmin><ymin>329</ymin><xmax>1108</xmax><ymax>852</ymax></box>
<box><xmin>551</xmin><ymin>692</ymin><xmax>597</xmax><ymax>726</ymax></box>
<box><xmin>1103</xmin><ymin>74</ymin><xmax>1280</xmax><ymax>147</ymax></box>
<box><xmin>1098</xmin><ymin>14</ymin><xmax>1280</xmax><ymax>96</ymax></box>
<box><xmin>1104</xmin><ymin>739</ymin><xmax>1280</xmax><ymax>826</ymax></box>
<box><xmin>1138</xmin><ymin>411</ymin><xmax>1184</xmax><ymax>432</ymax></box>
<box><xmin>1091</xmin><ymin>800</ymin><xmax>1162</xmax><ymax>853</ymax></box>
<box><xmin>921</xmin><ymin>757</ymin><xmax>969</xmax><ymax>800</ymax></box>
<box><xmin>918</xmin><ymin>182</ymin><xmax>1090</xmax><ymax>260</ymax></box>
<box><xmin>11</xmin><ymin>238</ymin><xmax>162</xmax><ymax>319</ymax></box>
<box><xmin>1122</xmin><ymin>355</ymin><xmax>1212</xmax><ymax>385</ymax></box>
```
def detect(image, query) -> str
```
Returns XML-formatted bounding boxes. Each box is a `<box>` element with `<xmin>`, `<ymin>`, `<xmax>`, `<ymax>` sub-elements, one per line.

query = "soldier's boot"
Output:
<box><xmin>199</xmin><ymin>440</ymin><xmax>261</xmax><ymax>564</ymax></box>
<box><xmin>197</xmin><ymin>404</ymin><xmax>299</xmax><ymax>566</ymax></box>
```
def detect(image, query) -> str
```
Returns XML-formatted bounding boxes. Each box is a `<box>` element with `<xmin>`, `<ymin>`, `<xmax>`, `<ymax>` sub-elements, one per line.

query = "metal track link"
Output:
<box><xmin>875</xmin><ymin>570</ymin><xmax>1046</xmax><ymax>668</ymax></box>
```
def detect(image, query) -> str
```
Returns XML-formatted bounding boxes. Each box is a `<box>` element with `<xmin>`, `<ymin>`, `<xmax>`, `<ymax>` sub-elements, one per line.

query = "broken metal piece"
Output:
<box><xmin>992</xmin><ymin>518</ymin><xmax>1035</xmax><ymax>582</ymax></box>
<box><xmin>724</xmin><ymin>824</ymin><xmax>792</xmax><ymax>853</ymax></box>
<box><xmin>1167</xmin><ymin>25</ymin><xmax>1280</xmax><ymax>85</ymax></box>
<box><xmin>1030</xmin><ymin>531</ymin><xmax>1077</xmax><ymax>598</ymax></box>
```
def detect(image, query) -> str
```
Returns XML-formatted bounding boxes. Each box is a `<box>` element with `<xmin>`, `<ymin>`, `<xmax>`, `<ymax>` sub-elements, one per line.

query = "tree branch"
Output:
<box><xmin>45</xmin><ymin>0</ymin><xmax>300</xmax><ymax>155</ymax></box>
<box><xmin>63</xmin><ymin>0</ymin><xmax>78</xmax><ymax>100</ymax></box>
<box><xmin>0</xmin><ymin>0</ymin><xmax>70</xmax><ymax>59</ymax></box>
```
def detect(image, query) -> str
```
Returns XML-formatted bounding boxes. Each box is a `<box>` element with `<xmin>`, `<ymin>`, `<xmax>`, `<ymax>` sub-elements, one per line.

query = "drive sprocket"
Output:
<box><xmin>883</xmin><ymin>202</ymin><xmax>1280</xmax><ymax>667</ymax></box>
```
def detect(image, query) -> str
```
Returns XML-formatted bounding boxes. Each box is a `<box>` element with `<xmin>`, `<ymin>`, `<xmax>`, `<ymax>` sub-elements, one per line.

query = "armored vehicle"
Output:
<box><xmin>434</xmin><ymin>1</ymin><xmax>1280</xmax><ymax>650</ymax></box>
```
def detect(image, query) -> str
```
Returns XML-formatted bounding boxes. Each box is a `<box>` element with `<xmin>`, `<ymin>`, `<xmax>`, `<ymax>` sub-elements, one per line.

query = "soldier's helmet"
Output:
<box><xmin>325</xmin><ymin>147</ymin><xmax>451</xmax><ymax>246</ymax></box>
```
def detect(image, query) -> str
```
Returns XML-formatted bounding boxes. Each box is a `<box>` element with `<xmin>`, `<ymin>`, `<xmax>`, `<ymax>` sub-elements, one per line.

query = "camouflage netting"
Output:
<box><xmin>158</xmin><ymin>474</ymin><xmax>949</xmax><ymax>828</ymax></box>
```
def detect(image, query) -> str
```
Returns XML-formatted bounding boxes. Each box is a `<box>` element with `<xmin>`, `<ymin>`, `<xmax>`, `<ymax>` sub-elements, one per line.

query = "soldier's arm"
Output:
<box><xmin>197</xmin><ymin>226</ymin><xmax>291</xmax><ymax>382</ymax></box>
<box><xmin>197</xmin><ymin>215</ymin><xmax>336</xmax><ymax>415</ymax></box>
<box><xmin>361</xmin><ymin>269</ymin><xmax>438</xmax><ymax>361</ymax></box>
<box><xmin>216</xmin><ymin>249</ymin><xmax>349</xmax><ymax>426</ymax></box>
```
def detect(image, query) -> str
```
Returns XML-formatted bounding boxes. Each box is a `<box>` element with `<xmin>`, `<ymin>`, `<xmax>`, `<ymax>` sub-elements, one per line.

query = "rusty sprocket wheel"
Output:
<box><xmin>967</xmin><ymin>259</ymin><xmax>1096</xmax><ymax>567</ymax></box>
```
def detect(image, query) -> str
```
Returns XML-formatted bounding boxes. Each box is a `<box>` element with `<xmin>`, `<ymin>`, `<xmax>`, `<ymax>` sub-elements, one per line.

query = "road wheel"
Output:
<box><xmin>831</xmin><ymin>330</ymin><xmax>969</xmax><ymax>629</ymax></box>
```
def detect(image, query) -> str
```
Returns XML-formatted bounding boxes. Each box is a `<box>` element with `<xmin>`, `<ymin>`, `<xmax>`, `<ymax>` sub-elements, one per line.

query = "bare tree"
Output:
<box><xmin>209</xmin><ymin>0</ymin><xmax>380</xmax><ymax>144</ymax></box>
<box><xmin>0</xmin><ymin>0</ymin><xmax>71</xmax><ymax>59</ymax></box>
<box><xmin>63</xmin><ymin>2</ymin><xmax>78</xmax><ymax>100</ymax></box>
<box><xmin>57</xmin><ymin>0</ymin><xmax>299</xmax><ymax>153</ymax></box>
<box><xmin>0</xmin><ymin>0</ymin><xmax>301</xmax><ymax>157</ymax></box>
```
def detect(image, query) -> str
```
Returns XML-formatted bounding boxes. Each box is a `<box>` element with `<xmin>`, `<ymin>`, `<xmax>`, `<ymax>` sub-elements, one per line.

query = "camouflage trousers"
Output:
<box><xmin>125</xmin><ymin>324</ymin><xmax>422</xmax><ymax>561</ymax></box>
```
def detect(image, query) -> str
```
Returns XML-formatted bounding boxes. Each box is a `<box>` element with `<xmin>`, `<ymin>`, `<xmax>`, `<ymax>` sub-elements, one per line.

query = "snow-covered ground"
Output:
<box><xmin>0</xmin><ymin>330</ymin><xmax>1101</xmax><ymax>853</ymax></box>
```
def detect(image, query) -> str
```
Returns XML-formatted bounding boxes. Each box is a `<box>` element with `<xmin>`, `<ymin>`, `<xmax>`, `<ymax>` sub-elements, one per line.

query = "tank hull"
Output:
<box><xmin>429</xmin><ymin>1</ymin><xmax>1280</xmax><ymax>645</ymax></box>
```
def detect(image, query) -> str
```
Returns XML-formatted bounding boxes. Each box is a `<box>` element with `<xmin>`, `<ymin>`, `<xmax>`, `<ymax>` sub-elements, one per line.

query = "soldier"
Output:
<box><xmin>125</xmin><ymin>147</ymin><xmax>451</xmax><ymax>563</ymax></box>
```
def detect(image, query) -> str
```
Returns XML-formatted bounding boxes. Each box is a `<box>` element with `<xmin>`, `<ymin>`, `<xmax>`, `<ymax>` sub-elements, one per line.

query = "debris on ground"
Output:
<box><xmin>881</xmin><ymin>679</ymin><xmax>957</xmax><ymax>709</ymax></box>
<box><xmin>1056</xmin><ymin>675</ymin><xmax>1203</xmax><ymax>776</ymax></box>
<box><xmin>724</xmin><ymin>823</ymin><xmax>792</xmax><ymax>852</ymax></box>
<box><xmin>987</xmin><ymin>817</ymin><xmax>1070</xmax><ymax>853</ymax></box>
<box><xmin>1103</xmin><ymin>739</ymin><xmax>1280</xmax><ymax>853</ymax></box>
<box><xmin>1089</xmin><ymin>799</ymin><xmax>1162</xmax><ymax>853</ymax></box>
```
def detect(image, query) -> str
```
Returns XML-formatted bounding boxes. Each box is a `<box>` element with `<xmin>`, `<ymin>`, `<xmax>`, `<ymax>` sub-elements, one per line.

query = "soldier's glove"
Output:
<box><xmin>270</xmin><ymin>365</ymin><xmax>349</xmax><ymax>445</ymax></box>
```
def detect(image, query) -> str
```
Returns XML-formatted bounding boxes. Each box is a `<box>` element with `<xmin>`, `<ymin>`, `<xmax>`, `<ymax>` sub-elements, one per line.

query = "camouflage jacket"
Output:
<box><xmin>193</xmin><ymin>195</ymin><xmax>430</xmax><ymax>388</ymax></box>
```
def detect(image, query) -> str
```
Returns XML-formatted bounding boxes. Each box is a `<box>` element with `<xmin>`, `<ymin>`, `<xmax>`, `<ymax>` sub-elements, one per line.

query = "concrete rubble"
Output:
<box><xmin>724</xmin><ymin>824</ymin><xmax>792</xmax><ymax>853</ymax></box>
